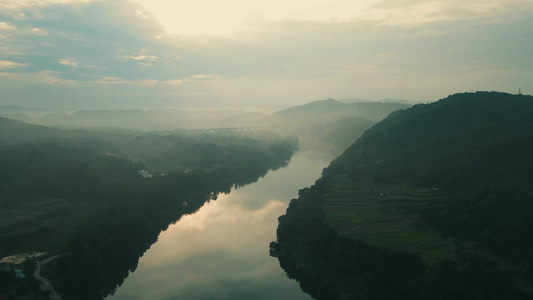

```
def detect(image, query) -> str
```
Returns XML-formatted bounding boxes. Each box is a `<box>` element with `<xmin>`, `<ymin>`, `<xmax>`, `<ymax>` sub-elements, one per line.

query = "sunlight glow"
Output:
<box><xmin>132</xmin><ymin>0</ymin><xmax>513</xmax><ymax>37</ymax></box>
<box><xmin>133</xmin><ymin>0</ymin><xmax>375</xmax><ymax>36</ymax></box>
<box><xmin>1</xmin><ymin>0</ymin><xmax>521</xmax><ymax>37</ymax></box>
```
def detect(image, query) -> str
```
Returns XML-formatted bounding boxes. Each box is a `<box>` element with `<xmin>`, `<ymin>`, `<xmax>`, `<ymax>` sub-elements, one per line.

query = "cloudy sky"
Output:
<box><xmin>0</xmin><ymin>0</ymin><xmax>532</xmax><ymax>110</ymax></box>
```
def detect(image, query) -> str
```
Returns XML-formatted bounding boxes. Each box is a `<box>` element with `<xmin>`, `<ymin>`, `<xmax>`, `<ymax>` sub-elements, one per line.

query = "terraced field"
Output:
<box><xmin>0</xmin><ymin>198</ymin><xmax>105</xmax><ymax>254</ymax></box>
<box><xmin>323</xmin><ymin>174</ymin><xmax>461</xmax><ymax>262</ymax></box>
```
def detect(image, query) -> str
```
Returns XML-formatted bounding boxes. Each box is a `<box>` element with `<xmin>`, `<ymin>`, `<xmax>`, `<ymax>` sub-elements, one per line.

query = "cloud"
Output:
<box><xmin>30</xmin><ymin>27</ymin><xmax>47</xmax><ymax>35</ymax></box>
<box><xmin>134</xmin><ymin>0</ymin><xmax>533</xmax><ymax>37</ymax></box>
<box><xmin>161</xmin><ymin>79</ymin><xmax>186</xmax><ymax>86</ymax></box>
<box><xmin>135</xmin><ymin>8</ymin><xmax>150</xmax><ymax>20</ymax></box>
<box><xmin>367</xmin><ymin>0</ymin><xmax>531</xmax><ymax>24</ymax></box>
<box><xmin>92</xmin><ymin>76</ymin><xmax>159</xmax><ymax>87</ymax></box>
<box><xmin>129</xmin><ymin>54</ymin><xmax>158</xmax><ymax>62</ymax></box>
<box><xmin>136</xmin><ymin>79</ymin><xmax>157</xmax><ymax>86</ymax></box>
<box><xmin>0</xmin><ymin>22</ymin><xmax>47</xmax><ymax>38</ymax></box>
<box><xmin>95</xmin><ymin>76</ymin><xmax>128</xmax><ymax>84</ymax></box>
<box><xmin>192</xmin><ymin>74</ymin><xmax>217</xmax><ymax>80</ymax></box>
<box><xmin>0</xmin><ymin>1</ymin><xmax>174</xmax><ymax>79</ymax></box>
<box><xmin>160</xmin><ymin>74</ymin><xmax>218</xmax><ymax>86</ymax></box>
<box><xmin>0</xmin><ymin>70</ymin><xmax>77</xmax><ymax>84</ymax></box>
<box><xmin>0</xmin><ymin>0</ymin><xmax>532</xmax><ymax>110</ymax></box>
<box><xmin>0</xmin><ymin>60</ymin><xmax>28</xmax><ymax>69</ymax></box>
<box><xmin>0</xmin><ymin>0</ymin><xmax>93</xmax><ymax>10</ymax></box>
<box><xmin>57</xmin><ymin>57</ymin><xmax>77</xmax><ymax>66</ymax></box>
<box><xmin>0</xmin><ymin>21</ymin><xmax>16</xmax><ymax>30</ymax></box>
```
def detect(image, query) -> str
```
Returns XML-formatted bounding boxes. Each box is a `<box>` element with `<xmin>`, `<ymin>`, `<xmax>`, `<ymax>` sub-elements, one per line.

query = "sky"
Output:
<box><xmin>0</xmin><ymin>0</ymin><xmax>532</xmax><ymax>111</ymax></box>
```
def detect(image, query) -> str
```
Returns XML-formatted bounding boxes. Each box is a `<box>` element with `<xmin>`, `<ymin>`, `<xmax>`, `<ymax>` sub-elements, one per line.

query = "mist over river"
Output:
<box><xmin>107</xmin><ymin>151</ymin><xmax>330</xmax><ymax>300</ymax></box>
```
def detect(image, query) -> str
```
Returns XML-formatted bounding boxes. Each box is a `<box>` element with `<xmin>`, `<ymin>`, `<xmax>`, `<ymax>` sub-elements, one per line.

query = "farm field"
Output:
<box><xmin>0</xmin><ymin>198</ymin><xmax>105</xmax><ymax>255</ymax></box>
<box><xmin>323</xmin><ymin>174</ymin><xmax>462</xmax><ymax>262</ymax></box>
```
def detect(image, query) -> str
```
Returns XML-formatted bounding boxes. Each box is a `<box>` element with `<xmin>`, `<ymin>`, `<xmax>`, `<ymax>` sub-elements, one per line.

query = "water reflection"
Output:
<box><xmin>108</xmin><ymin>152</ymin><xmax>330</xmax><ymax>300</ymax></box>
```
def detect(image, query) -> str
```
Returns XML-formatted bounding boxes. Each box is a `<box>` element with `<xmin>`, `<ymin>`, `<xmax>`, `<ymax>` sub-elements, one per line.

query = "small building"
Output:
<box><xmin>0</xmin><ymin>263</ymin><xmax>25</xmax><ymax>278</ymax></box>
<box><xmin>14</xmin><ymin>268</ymin><xmax>26</xmax><ymax>279</ymax></box>
<box><xmin>138</xmin><ymin>169</ymin><xmax>152</xmax><ymax>178</ymax></box>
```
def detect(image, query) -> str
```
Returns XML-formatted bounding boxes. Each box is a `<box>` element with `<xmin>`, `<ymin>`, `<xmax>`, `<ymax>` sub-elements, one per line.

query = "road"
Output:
<box><xmin>33</xmin><ymin>254</ymin><xmax>62</xmax><ymax>300</ymax></box>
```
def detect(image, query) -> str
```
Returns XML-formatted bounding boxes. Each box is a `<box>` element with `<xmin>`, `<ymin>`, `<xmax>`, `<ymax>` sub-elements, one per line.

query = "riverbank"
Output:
<box><xmin>107</xmin><ymin>151</ymin><xmax>329</xmax><ymax>300</ymax></box>
<box><xmin>271</xmin><ymin>92</ymin><xmax>533</xmax><ymax>299</ymax></box>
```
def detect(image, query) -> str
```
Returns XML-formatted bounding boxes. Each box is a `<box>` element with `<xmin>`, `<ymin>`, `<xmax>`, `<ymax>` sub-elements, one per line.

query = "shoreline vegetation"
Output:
<box><xmin>0</xmin><ymin>123</ymin><xmax>298</xmax><ymax>299</ymax></box>
<box><xmin>0</xmin><ymin>99</ymin><xmax>410</xmax><ymax>299</ymax></box>
<box><xmin>271</xmin><ymin>92</ymin><xmax>533</xmax><ymax>299</ymax></box>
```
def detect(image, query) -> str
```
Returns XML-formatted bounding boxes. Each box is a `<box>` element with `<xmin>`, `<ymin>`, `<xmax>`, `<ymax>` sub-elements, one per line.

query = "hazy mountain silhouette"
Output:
<box><xmin>0</xmin><ymin>117</ymin><xmax>63</xmax><ymax>140</ymax></box>
<box><xmin>254</xmin><ymin>98</ymin><xmax>410</xmax><ymax>154</ymax></box>
<box><xmin>256</xmin><ymin>98</ymin><xmax>409</xmax><ymax>127</ymax></box>
<box><xmin>3</xmin><ymin>109</ymin><xmax>267</xmax><ymax>131</ymax></box>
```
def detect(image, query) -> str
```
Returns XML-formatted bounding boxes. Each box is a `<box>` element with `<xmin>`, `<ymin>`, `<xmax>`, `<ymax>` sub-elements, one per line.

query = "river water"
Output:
<box><xmin>107</xmin><ymin>151</ymin><xmax>331</xmax><ymax>300</ymax></box>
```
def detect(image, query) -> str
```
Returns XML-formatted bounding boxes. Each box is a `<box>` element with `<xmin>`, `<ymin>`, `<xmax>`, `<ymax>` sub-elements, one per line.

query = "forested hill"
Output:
<box><xmin>327</xmin><ymin>91</ymin><xmax>533</xmax><ymax>189</ymax></box>
<box><xmin>272</xmin><ymin>92</ymin><xmax>533</xmax><ymax>300</ymax></box>
<box><xmin>0</xmin><ymin>116</ymin><xmax>62</xmax><ymax>140</ymax></box>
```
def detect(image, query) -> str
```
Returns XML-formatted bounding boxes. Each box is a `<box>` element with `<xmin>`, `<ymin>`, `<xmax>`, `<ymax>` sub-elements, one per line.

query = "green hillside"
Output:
<box><xmin>272</xmin><ymin>92</ymin><xmax>533</xmax><ymax>299</ymax></box>
<box><xmin>329</xmin><ymin>92</ymin><xmax>533</xmax><ymax>189</ymax></box>
<box><xmin>0</xmin><ymin>117</ymin><xmax>62</xmax><ymax>140</ymax></box>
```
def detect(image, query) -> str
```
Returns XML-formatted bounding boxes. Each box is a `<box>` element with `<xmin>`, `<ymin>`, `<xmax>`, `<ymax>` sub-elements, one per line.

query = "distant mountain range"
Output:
<box><xmin>0</xmin><ymin>108</ymin><xmax>267</xmax><ymax>131</ymax></box>
<box><xmin>0</xmin><ymin>98</ymin><xmax>410</xmax><ymax>154</ymax></box>
<box><xmin>256</xmin><ymin>98</ymin><xmax>409</xmax><ymax>126</ymax></box>
<box><xmin>339</xmin><ymin>97</ymin><xmax>412</xmax><ymax>104</ymax></box>
<box><xmin>0</xmin><ymin>98</ymin><xmax>411</xmax><ymax>131</ymax></box>
<box><xmin>0</xmin><ymin>117</ymin><xmax>62</xmax><ymax>140</ymax></box>
<box><xmin>0</xmin><ymin>106</ymin><xmax>47</xmax><ymax>113</ymax></box>
<box><xmin>254</xmin><ymin>98</ymin><xmax>410</xmax><ymax>154</ymax></box>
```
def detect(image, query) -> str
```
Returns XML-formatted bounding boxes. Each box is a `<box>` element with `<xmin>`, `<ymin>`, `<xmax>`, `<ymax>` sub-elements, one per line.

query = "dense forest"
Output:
<box><xmin>0</xmin><ymin>119</ymin><xmax>298</xmax><ymax>299</ymax></box>
<box><xmin>272</xmin><ymin>92</ymin><xmax>533</xmax><ymax>299</ymax></box>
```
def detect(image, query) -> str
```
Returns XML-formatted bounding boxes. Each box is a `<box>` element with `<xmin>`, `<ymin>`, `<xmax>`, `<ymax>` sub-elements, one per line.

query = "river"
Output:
<box><xmin>107</xmin><ymin>151</ymin><xmax>331</xmax><ymax>300</ymax></box>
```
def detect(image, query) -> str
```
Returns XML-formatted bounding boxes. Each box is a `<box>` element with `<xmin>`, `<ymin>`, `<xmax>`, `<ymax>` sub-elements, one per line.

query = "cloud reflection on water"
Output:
<box><xmin>108</xmin><ymin>152</ymin><xmax>329</xmax><ymax>300</ymax></box>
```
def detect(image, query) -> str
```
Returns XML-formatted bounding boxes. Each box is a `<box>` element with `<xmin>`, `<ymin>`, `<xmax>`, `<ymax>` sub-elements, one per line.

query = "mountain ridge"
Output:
<box><xmin>272</xmin><ymin>91</ymin><xmax>533</xmax><ymax>299</ymax></box>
